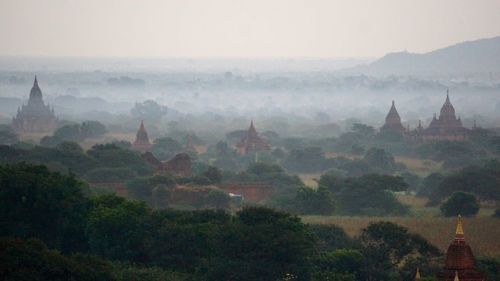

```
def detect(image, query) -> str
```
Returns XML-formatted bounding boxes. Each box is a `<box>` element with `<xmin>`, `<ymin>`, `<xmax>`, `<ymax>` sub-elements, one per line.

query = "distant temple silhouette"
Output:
<box><xmin>435</xmin><ymin>216</ymin><xmax>485</xmax><ymax>281</ymax></box>
<box><xmin>132</xmin><ymin>120</ymin><xmax>152</xmax><ymax>152</ymax></box>
<box><xmin>381</xmin><ymin>90</ymin><xmax>470</xmax><ymax>141</ymax></box>
<box><xmin>380</xmin><ymin>100</ymin><xmax>406</xmax><ymax>134</ymax></box>
<box><xmin>12</xmin><ymin>77</ymin><xmax>57</xmax><ymax>133</ymax></box>
<box><xmin>236</xmin><ymin>121</ymin><xmax>271</xmax><ymax>155</ymax></box>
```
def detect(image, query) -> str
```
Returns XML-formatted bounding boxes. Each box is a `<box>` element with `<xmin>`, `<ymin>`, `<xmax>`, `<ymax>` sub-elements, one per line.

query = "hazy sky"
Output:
<box><xmin>1</xmin><ymin>0</ymin><xmax>499</xmax><ymax>58</ymax></box>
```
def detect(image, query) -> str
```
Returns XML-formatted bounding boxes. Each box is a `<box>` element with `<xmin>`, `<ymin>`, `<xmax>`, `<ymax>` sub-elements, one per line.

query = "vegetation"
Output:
<box><xmin>5</xmin><ymin>162</ymin><xmax>495</xmax><ymax>280</ymax></box>
<box><xmin>440</xmin><ymin>192</ymin><xmax>480</xmax><ymax>217</ymax></box>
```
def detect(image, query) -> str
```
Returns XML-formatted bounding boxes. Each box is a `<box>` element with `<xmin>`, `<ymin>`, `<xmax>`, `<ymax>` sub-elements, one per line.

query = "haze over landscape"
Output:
<box><xmin>1</xmin><ymin>1</ymin><xmax>499</xmax><ymax>281</ymax></box>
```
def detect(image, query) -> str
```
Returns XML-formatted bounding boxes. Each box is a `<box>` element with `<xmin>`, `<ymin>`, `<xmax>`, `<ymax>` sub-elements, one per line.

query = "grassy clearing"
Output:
<box><xmin>298</xmin><ymin>173</ymin><xmax>320</xmax><ymax>188</ymax></box>
<box><xmin>395</xmin><ymin>156</ymin><xmax>442</xmax><ymax>177</ymax></box>
<box><xmin>301</xmin><ymin>215</ymin><xmax>500</xmax><ymax>257</ymax></box>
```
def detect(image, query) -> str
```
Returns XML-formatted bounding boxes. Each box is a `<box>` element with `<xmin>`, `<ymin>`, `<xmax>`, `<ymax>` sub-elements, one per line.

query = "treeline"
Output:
<box><xmin>0</xmin><ymin>162</ymin><xmax>483</xmax><ymax>281</ymax></box>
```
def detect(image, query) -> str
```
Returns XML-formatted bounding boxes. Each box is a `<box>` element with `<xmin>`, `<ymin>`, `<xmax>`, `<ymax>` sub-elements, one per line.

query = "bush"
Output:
<box><xmin>84</xmin><ymin>167</ymin><xmax>137</xmax><ymax>183</ymax></box>
<box><xmin>0</xmin><ymin>237</ymin><xmax>114</xmax><ymax>281</ymax></box>
<box><xmin>293</xmin><ymin>187</ymin><xmax>335</xmax><ymax>215</ymax></box>
<box><xmin>440</xmin><ymin>192</ymin><xmax>480</xmax><ymax>217</ymax></box>
<box><xmin>205</xmin><ymin>189</ymin><xmax>231</xmax><ymax>209</ymax></box>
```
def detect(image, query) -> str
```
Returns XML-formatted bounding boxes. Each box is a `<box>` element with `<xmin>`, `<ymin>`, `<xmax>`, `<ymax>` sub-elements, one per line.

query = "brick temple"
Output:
<box><xmin>435</xmin><ymin>216</ymin><xmax>485</xmax><ymax>281</ymax></box>
<box><xmin>12</xmin><ymin>77</ymin><xmax>57</xmax><ymax>133</ymax></box>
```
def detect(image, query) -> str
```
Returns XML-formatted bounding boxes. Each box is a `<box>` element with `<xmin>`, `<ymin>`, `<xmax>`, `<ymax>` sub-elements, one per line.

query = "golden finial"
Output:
<box><xmin>456</xmin><ymin>215</ymin><xmax>464</xmax><ymax>236</ymax></box>
<box><xmin>415</xmin><ymin>267</ymin><xmax>421</xmax><ymax>280</ymax></box>
<box><xmin>454</xmin><ymin>271</ymin><xmax>459</xmax><ymax>281</ymax></box>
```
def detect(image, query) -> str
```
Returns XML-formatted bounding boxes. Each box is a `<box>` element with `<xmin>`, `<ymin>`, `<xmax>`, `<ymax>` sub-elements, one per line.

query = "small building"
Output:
<box><xmin>12</xmin><ymin>77</ymin><xmax>57</xmax><ymax>133</ymax></box>
<box><xmin>236</xmin><ymin>121</ymin><xmax>271</xmax><ymax>155</ymax></box>
<box><xmin>132</xmin><ymin>120</ymin><xmax>152</xmax><ymax>152</ymax></box>
<box><xmin>435</xmin><ymin>216</ymin><xmax>485</xmax><ymax>281</ymax></box>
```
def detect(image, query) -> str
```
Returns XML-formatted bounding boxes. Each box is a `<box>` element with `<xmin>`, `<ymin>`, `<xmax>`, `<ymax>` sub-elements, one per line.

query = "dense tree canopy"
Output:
<box><xmin>0</xmin><ymin>163</ymin><xmax>90</xmax><ymax>253</ymax></box>
<box><xmin>440</xmin><ymin>192</ymin><xmax>480</xmax><ymax>217</ymax></box>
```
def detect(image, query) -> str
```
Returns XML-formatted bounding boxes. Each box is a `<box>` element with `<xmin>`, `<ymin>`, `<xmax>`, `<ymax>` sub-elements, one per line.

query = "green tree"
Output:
<box><xmin>127</xmin><ymin>175</ymin><xmax>176</xmax><ymax>207</ymax></box>
<box><xmin>309</xmin><ymin>224</ymin><xmax>354</xmax><ymax>252</ymax></box>
<box><xmin>54</xmin><ymin>124</ymin><xmax>84</xmax><ymax>142</ymax></box>
<box><xmin>131</xmin><ymin>100</ymin><xmax>168</xmax><ymax>123</ymax></box>
<box><xmin>88</xmin><ymin>144</ymin><xmax>152</xmax><ymax>175</ymax></box>
<box><xmin>294</xmin><ymin>186</ymin><xmax>335</xmax><ymax>215</ymax></box>
<box><xmin>0</xmin><ymin>163</ymin><xmax>90</xmax><ymax>253</ymax></box>
<box><xmin>359</xmin><ymin>222</ymin><xmax>440</xmax><ymax>281</ymax></box>
<box><xmin>81</xmin><ymin>121</ymin><xmax>107</xmax><ymax>138</ymax></box>
<box><xmin>434</xmin><ymin>162</ymin><xmax>500</xmax><ymax>202</ymax></box>
<box><xmin>203</xmin><ymin>166</ymin><xmax>223</xmax><ymax>184</ymax></box>
<box><xmin>0</xmin><ymin>237</ymin><xmax>115</xmax><ymax>281</ymax></box>
<box><xmin>205</xmin><ymin>189</ymin><xmax>230</xmax><ymax>209</ymax></box>
<box><xmin>311</xmin><ymin>249</ymin><xmax>364</xmax><ymax>281</ymax></box>
<box><xmin>0</xmin><ymin>124</ymin><xmax>18</xmax><ymax>145</ymax></box>
<box><xmin>151</xmin><ymin>137</ymin><xmax>182</xmax><ymax>161</ymax></box>
<box><xmin>204</xmin><ymin>207</ymin><xmax>315</xmax><ymax>281</ymax></box>
<box><xmin>86</xmin><ymin>194</ymin><xmax>151</xmax><ymax>262</ymax></box>
<box><xmin>440</xmin><ymin>192</ymin><xmax>480</xmax><ymax>217</ymax></box>
<box><xmin>363</xmin><ymin>148</ymin><xmax>397</xmax><ymax>173</ymax></box>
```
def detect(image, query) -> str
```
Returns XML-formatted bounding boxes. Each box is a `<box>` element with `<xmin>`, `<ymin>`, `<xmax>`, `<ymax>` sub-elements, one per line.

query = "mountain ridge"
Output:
<box><xmin>345</xmin><ymin>36</ymin><xmax>500</xmax><ymax>77</ymax></box>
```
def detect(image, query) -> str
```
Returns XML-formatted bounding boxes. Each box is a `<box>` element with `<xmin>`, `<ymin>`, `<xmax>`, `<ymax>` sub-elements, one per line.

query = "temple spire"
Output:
<box><xmin>456</xmin><ymin>215</ymin><xmax>464</xmax><ymax>236</ymax></box>
<box><xmin>249</xmin><ymin>120</ymin><xmax>257</xmax><ymax>135</ymax></box>
<box><xmin>454</xmin><ymin>271</ymin><xmax>459</xmax><ymax>281</ymax></box>
<box><xmin>415</xmin><ymin>267</ymin><xmax>421</xmax><ymax>280</ymax></box>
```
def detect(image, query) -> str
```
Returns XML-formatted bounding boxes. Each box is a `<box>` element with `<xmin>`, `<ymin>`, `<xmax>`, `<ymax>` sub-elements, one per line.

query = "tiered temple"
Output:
<box><xmin>236</xmin><ymin>121</ymin><xmax>271</xmax><ymax>155</ymax></box>
<box><xmin>132</xmin><ymin>120</ymin><xmax>152</xmax><ymax>152</ymax></box>
<box><xmin>381</xmin><ymin>90</ymin><xmax>470</xmax><ymax>142</ymax></box>
<box><xmin>380</xmin><ymin>100</ymin><xmax>405</xmax><ymax>134</ymax></box>
<box><xmin>421</xmin><ymin>90</ymin><xmax>469</xmax><ymax>141</ymax></box>
<box><xmin>435</xmin><ymin>216</ymin><xmax>485</xmax><ymax>281</ymax></box>
<box><xmin>12</xmin><ymin>77</ymin><xmax>57</xmax><ymax>133</ymax></box>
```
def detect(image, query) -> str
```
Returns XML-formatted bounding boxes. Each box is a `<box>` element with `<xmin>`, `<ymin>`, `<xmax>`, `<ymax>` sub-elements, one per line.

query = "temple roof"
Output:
<box><xmin>381</xmin><ymin>100</ymin><xmax>405</xmax><ymax>132</ymax></box>
<box><xmin>387</xmin><ymin>100</ymin><xmax>401</xmax><ymax>120</ymax></box>
<box><xmin>29</xmin><ymin>76</ymin><xmax>43</xmax><ymax>103</ymax></box>
<box><xmin>134</xmin><ymin>120</ymin><xmax>151</xmax><ymax>146</ymax></box>
<box><xmin>236</xmin><ymin>121</ymin><xmax>271</xmax><ymax>153</ymax></box>
<box><xmin>439</xmin><ymin>90</ymin><xmax>457</xmax><ymax>121</ymax></box>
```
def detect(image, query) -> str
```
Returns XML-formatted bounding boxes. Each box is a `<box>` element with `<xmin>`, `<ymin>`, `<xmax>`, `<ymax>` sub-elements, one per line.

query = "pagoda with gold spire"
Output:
<box><xmin>436</xmin><ymin>215</ymin><xmax>485</xmax><ymax>281</ymax></box>
<box><xmin>415</xmin><ymin>267</ymin><xmax>421</xmax><ymax>281</ymax></box>
<box><xmin>132</xmin><ymin>120</ymin><xmax>152</xmax><ymax>152</ymax></box>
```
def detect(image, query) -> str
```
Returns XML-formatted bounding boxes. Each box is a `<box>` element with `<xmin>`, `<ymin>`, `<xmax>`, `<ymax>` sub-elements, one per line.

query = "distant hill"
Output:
<box><xmin>346</xmin><ymin>36</ymin><xmax>500</xmax><ymax>77</ymax></box>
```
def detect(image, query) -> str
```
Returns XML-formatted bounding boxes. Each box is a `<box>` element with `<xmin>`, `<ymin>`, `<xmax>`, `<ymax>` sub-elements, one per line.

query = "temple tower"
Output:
<box><xmin>430</xmin><ymin>90</ymin><xmax>463</xmax><ymax>129</ymax></box>
<box><xmin>380</xmin><ymin>100</ymin><xmax>405</xmax><ymax>134</ymax></box>
<box><xmin>132</xmin><ymin>120</ymin><xmax>152</xmax><ymax>152</ymax></box>
<box><xmin>436</xmin><ymin>216</ymin><xmax>485</xmax><ymax>281</ymax></box>
<box><xmin>236</xmin><ymin>121</ymin><xmax>271</xmax><ymax>155</ymax></box>
<box><xmin>12</xmin><ymin>76</ymin><xmax>57</xmax><ymax>133</ymax></box>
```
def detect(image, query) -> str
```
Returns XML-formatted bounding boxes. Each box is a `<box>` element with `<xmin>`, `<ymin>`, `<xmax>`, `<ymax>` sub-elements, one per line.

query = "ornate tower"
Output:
<box><xmin>236</xmin><ymin>121</ymin><xmax>271</xmax><ymax>155</ymax></box>
<box><xmin>132</xmin><ymin>120</ymin><xmax>152</xmax><ymax>152</ymax></box>
<box><xmin>380</xmin><ymin>100</ymin><xmax>405</xmax><ymax>134</ymax></box>
<box><xmin>430</xmin><ymin>90</ymin><xmax>463</xmax><ymax>129</ymax></box>
<box><xmin>436</xmin><ymin>216</ymin><xmax>485</xmax><ymax>281</ymax></box>
<box><xmin>12</xmin><ymin>76</ymin><xmax>58</xmax><ymax>133</ymax></box>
